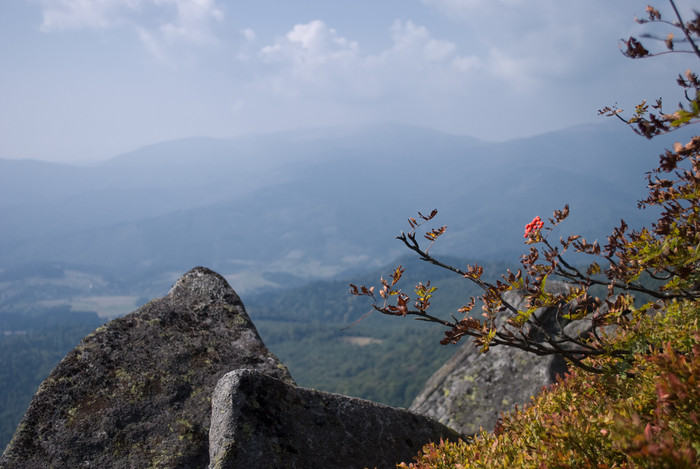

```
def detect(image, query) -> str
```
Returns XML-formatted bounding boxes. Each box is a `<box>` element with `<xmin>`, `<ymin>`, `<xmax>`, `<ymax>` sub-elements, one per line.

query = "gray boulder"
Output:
<box><xmin>209</xmin><ymin>369</ymin><xmax>463</xmax><ymax>469</ymax></box>
<box><xmin>410</xmin><ymin>285</ymin><xmax>572</xmax><ymax>436</ymax></box>
<box><xmin>0</xmin><ymin>267</ymin><xmax>293</xmax><ymax>469</ymax></box>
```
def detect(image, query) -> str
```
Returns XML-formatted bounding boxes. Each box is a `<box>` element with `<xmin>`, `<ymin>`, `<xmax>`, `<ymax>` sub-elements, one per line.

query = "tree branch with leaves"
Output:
<box><xmin>351</xmin><ymin>0</ymin><xmax>700</xmax><ymax>376</ymax></box>
<box><xmin>601</xmin><ymin>2</ymin><xmax>700</xmax><ymax>138</ymax></box>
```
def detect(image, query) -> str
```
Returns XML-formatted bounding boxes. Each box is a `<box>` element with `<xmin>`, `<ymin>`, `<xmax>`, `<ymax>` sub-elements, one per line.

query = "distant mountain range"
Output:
<box><xmin>0</xmin><ymin>122</ymin><xmax>691</xmax><ymax>302</ymax></box>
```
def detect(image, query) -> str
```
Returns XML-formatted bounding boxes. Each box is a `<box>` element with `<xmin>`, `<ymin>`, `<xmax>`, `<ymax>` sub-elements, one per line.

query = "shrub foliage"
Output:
<box><xmin>398</xmin><ymin>300</ymin><xmax>700</xmax><ymax>468</ymax></box>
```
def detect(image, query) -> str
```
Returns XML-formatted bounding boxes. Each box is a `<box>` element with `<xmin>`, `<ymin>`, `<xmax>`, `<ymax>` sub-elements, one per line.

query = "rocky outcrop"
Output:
<box><xmin>2</xmin><ymin>266</ymin><xmax>463</xmax><ymax>468</ymax></box>
<box><xmin>410</xmin><ymin>284</ymin><xmax>572</xmax><ymax>436</ymax></box>
<box><xmin>209</xmin><ymin>369</ymin><xmax>462</xmax><ymax>469</ymax></box>
<box><xmin>0</xmin><ymin>267</ymin><xmax>293</xmax><ymax>469</ymax></box>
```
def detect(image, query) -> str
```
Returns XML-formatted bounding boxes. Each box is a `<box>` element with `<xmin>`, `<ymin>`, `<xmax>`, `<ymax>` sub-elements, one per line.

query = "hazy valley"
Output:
<box><xmin>1</xmin><ymin>122</ymin><xmax>688</xmax><ymax>305</ymax></box>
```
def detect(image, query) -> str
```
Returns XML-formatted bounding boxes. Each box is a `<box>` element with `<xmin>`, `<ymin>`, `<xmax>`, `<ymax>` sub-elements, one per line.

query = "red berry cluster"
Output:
<box><xmin>524</xmin><ymin>216</ymin><xmax>544</xmax><ymax>238</ymax></box>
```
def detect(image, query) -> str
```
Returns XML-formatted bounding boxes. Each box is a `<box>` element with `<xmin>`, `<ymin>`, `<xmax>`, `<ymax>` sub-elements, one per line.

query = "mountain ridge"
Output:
<box><xmin>0</xmin><ymin>122</ymin><xmax>689</xmax><ymax>298</ymax></box>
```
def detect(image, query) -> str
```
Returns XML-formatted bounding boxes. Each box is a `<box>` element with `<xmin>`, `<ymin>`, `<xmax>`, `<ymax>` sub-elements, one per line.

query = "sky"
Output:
<box><xmin>0</xmin><ymin>0</ymin><xmax>692</xmax><ymax>163</ymax></box>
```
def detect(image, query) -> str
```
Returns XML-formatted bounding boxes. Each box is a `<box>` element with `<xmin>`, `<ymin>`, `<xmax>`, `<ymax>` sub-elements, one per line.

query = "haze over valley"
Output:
<box><xmin>0</xmin><ymin>122</ymin><xmax>689</xmax><ymax>316</ymax></box>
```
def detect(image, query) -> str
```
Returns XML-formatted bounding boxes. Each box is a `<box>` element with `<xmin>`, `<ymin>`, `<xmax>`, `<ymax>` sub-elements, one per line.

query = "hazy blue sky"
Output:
<box><xmin>0</xmin><ymin>0</ymin><xmax>690</xmax><ymax>162</ymax></box>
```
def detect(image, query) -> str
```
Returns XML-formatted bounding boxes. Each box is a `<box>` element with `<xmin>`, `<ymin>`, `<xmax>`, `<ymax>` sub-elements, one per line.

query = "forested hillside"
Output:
<box><xmin>0</xmin><ymin>309</ymin><xmax>103</xmax><ymax>448</ymax></box>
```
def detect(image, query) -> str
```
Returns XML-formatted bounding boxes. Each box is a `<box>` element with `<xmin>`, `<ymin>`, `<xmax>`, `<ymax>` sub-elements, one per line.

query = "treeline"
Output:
<box><xmin>0</xmin><ymin>308</ymin><xmax>103</xmax><ymax>450</ymax></box>
<box><xmin>256</xmin><ymin>320</ymin><xmax>457</xmax><ymax>407</ymax></box>
<box><xmin>246</xmin><ymin>256</ymin><xmax>519</xmax><ymax>406</ymax></box>
<box><xmin>245</xmin><ymin>255</ymin><xmax>516</xmax><ymax>324</ymax></box>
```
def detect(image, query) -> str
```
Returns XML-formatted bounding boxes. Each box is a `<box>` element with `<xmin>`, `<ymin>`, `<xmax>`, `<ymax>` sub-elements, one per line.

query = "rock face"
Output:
<box><xmin>209</xmin><ymin>369</ymin><xmax>462</xmax><ymax>469</ymax></box>
<box><xmin>410</xmin><ymin>285</ymin><xmax>571</xmax><ymax>436</ymax></box>
<box><xmin>0</xmin><ymin>267</ymin><xmax>293</xmax><ymax>469</ymax></box>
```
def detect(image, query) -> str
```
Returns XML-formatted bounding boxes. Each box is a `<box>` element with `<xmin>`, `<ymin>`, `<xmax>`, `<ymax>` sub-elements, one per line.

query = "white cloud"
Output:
<box><xmin>159</xmin><ymin>0</ymin><xmax>223</xmax><ymax>43</ymax></box>
<box><xmin>136</xmin><ymin>26</ymin><xmax>166</xmax><ymax>61</ymax></box>
<box><xmin>418</xmin><ymin>0</ymin><xmax>639</xmax><ymax>91</ymax></box>
<box><xmin>451</xmin><ymin>55</ymin><xmax>480</xmax><ymax>72</ymax></box>
<box><xmin>228</xmin><ymin>18</ymin><xmax>487</xmax><ymax>134</ymax></box>
<box><xmin>38</xmin><ymin>0</ymin><xmax>125</xmax><ymax>31</ymax></box>
<box><xmin>38</xmin><ymin>0</ymin><xmax>224</xmax><ymax>56</ymax></box>
<box><xmin>254</xmin><ymin>20</ymin><xmax>363</xmax><ymax>99</ymax></box>
<box><xmin>241</xmin><ymin>28</ymin><xmax>256</xmax><ymax>42</ymax></box>
<box><xmin>260</xmin><ymin>20</ymin><xmax>359</xmax><ymax>65</ymax></box>
<box><xmin>388</xmin><ymin>20</ymin><xmax>456</xmax><ymax>61</ymax></box>
<box><xmin>253</xmin><ymin>19</ymin><xmax>479</xmax><ymax>98</ymax></box>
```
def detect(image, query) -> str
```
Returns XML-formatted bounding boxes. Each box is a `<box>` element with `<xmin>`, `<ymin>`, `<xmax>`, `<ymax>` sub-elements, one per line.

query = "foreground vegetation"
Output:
<box><xmin>401</xmin><ymin>300</ymin><xmax>700</xmax><ymax>468</ymax></box>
